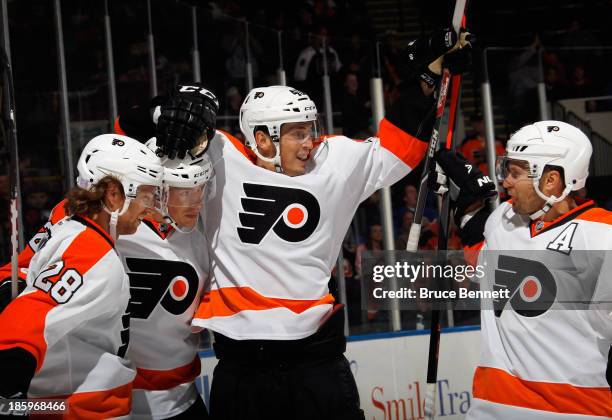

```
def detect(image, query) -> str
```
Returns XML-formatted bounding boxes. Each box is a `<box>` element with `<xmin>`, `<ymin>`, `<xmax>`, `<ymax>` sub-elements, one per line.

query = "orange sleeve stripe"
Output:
<box><xmin>0</xmin><ymin>227</ymin><xmax>113</xmax><ymax>371</ymax></box>
<box><xmin>463</xmin><ymin>241</ymin><xmax>484</xmax><ymax>267</ymax></box>
<box><xmin>0</xmin><ymin>290</ymin><xmax>60</xmax><ymax>369</ymax></box>
<box><xmin>376</xmin><ymin>118</ymin><xmax>428</xmax><ymax>169</ymax></box>
<box><xmin>30</xmin><ymin>381</ymin><xmax>132</xmax><ymax>420</ymax></box>
<box><xmin>133</xmin><ymin>356</ymin><xmax>201</xmax><ymax>390</ymax></box>
<box><xmin>50</xmin><ymin>199</ymin><xmax>68</xmax><ymax>223</ymax></box>
<box><xmin>194</xmin><ymin>287</ymin><xmax>335</xmax><ymax>319</ymax></box>
<box><xmin>218</xmin><ymin>129</ymin><xmax>257</xmax><ymax>163</ymax></box>
<box><xmin>113</xmin><ymin>117</ymin><xmax>126</xmax><ymax>136</ymax></box>
<box><xmin>473</xmin><ymin>366</ymin><xmax>612</xmax><ymax>417</ymax></box>
<box><xmin>575</xmin><ymin>208</ymin><xmax>612</xmax><ymax>225</ymax></box>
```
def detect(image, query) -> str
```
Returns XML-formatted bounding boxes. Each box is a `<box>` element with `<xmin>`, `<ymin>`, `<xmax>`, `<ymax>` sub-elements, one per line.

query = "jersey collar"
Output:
<box><xmin>142</xmin><ymin>218</ymin><xmax>174</xmax><ymax>239</ymax></box>
<box><xmin>72</xmin><ymin>215</ymin><xmax>115</xmax><ymax>248</ymax></box>
<box><xmin>529</xmin><ymin>199</ymin><xmax>596</xmax><ymax>237</ymax></box>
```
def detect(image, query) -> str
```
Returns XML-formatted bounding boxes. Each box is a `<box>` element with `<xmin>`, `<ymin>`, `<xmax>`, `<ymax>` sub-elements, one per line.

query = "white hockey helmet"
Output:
<box><xmin>76</xmin><ymin>134</ymin><xmax>164</xmax><ymax>238</ymax></box>
<box><xmin>496</xmin><ymin>120</ymin><xmax>592</xmax><ymax>219</ymax></box>
<box><xmin>239</xmin><ymin>85</ymin><xmax>318</xmax><ymax>172</ymax></box>
<box><xmin>162</xmin><ymin>152</ymin><xmax>213</xmax><ymax>232</ymax></box>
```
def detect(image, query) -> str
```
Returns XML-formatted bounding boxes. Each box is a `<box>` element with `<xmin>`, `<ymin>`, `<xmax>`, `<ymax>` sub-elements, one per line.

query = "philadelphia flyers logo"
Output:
<box><xmin>237</xmin><ymin>183</ymin><xmax>320</xmax><ymax>244</ymax></box>
<box><xmin>493</xmin><ymin>255</ymin><xmax>557</xmax><ymax>317</ymax></box>
<box><xmin>125</xmin><ymin>258</ymin><xmax>200</xmax><ymax>319</ymax></box>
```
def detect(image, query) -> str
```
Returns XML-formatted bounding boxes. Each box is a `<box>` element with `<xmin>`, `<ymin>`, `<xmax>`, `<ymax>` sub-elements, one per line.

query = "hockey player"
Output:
<box><xmin>163</xmin><ymin>31</ymin><xmax>471</xmax><ymax>419</ymax></box>
<box><xmin>0</xmin><ymin>136</ymin><xmax>214</xmax><ymax>419</ymax></box>
<box><xmin>0</xmin><ymin>134</ymin><xmax>164</xmax><ymax>418</ymax></box>
<box><xmin>122</xmin><ymin>149</ymin><xmax>212</xmax><ymax>420</ymax></box>
<box><xmin>434</xmin><ymin>121</ymin><xmax>612</xmax><ymax>419</ymax></box>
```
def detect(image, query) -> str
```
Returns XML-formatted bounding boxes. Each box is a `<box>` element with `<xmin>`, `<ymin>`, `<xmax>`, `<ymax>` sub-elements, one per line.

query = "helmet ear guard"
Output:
<box><xmin>502</xmin><ymin>120</ymin><xmax>592</xmax><ymax>219</ymax></box>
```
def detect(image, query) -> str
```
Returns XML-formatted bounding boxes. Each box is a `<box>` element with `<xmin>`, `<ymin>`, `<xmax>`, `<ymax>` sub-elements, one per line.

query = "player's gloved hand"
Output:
<box><xmin>443</xmin><ymin>30</ymin><xmax>474</xmax><ymax>75</ymax></box>
<box><xmin>398</xmin><ymin>27</ymin><xmax>458</xmax><ymax>87</ymax></box>
<box><xmin>155</xmin><ymin>83</ymin><xmax>219</xmax><ymax>160</ymax></box>
<box><xmin>0</xmin><ymin>277</ymin><xmax>25</xmax><ymax>314</ymax></box>
<box><xmin>434</xmin><ymin>149</ymin><xmax>496</xmax><ymax>214</ymax></box>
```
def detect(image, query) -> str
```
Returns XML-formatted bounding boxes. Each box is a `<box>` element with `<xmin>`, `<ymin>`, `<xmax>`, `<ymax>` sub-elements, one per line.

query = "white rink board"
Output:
<box><xmin>195</xmin><ymin>326</ymin><xmax>481</xmax><ymax>419</ymax></box>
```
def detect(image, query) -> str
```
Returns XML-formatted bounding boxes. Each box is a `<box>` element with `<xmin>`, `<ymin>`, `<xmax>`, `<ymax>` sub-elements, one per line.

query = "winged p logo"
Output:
<box><xmin>237</xmin><ymin>183</ymin><xmax>320</xmax><ymax>244</ymax></box>
<box><xmin>125</xmin><ymin>258</ymin><xmax>200</xmax><ymax>319</ymax></box>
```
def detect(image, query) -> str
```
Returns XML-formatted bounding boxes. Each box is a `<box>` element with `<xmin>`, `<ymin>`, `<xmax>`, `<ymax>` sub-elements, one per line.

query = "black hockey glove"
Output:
<box><xmin>443</xmin><ymin>32</ymin><xmax>474</xmax><ymax>75</ymax></box>
<box><xmin>0</xmin><ymin>277</ymin><xmax>25</xmax><ymax>315</ymax></box>
<box><xmin>0</xmin><ymin>347</ymin><xmax>36</xmax><ymax>400</ymax></box>
<box><xmin>155</xmin><ymin>83</ymin><xmax>219</xmax><ymax>160</ymax></box>
<box><xmin>434</xmin><ymin>149</ymin><xmax>496</xmax><ymax>224</ymax></box>
<box><xmin>398</xmin><ymin>28</ymin><xmax>458</xmax><ymax>85</ymax></box>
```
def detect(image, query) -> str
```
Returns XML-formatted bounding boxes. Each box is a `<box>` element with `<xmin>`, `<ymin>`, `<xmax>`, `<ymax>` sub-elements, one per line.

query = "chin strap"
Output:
<box><xmin>162</xmin><ymin>215</ymin><xmax>196</xmax><ymax>234</ymax></box>
<box><xmin>252</xmin><ymin>139</ymin><xmax>283</xmax><ymax>174</ymax></box>
<box><xmin>529</xmin><ymin>180</ymin><xmax>573</xmax><ymax>220</ymax></box>
<box><xmin>103</xmin><ymin>199</ymin><xmax>131</xmax><ymax>241</ymax></box>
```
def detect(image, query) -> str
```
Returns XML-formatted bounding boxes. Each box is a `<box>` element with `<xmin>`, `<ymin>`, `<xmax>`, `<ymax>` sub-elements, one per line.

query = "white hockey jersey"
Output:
<box><xmin>0</xmin><ymin>216</ymin><xmax>134</xmax><ymax>419</ymax></box>
<box><xmin>117</xmin><ymin>219</ymin><xmax>209</xmax><ymax>419</ymax></box>
<box><xmin>467</xmin><ymin>200</ymin><xmax>612</xmax><ymax>419</ymax></box>
<box><xmin>192</xmin><ymin>121</ymin><xmax>427</xmax><ymax>339</ymax></box>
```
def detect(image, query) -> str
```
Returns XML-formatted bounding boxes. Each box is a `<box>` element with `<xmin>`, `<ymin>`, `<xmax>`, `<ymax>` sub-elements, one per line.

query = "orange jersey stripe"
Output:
<box><xmin>113</xmin><ymin>117</ymin><xmax>127</xmax><ymax>136</ymax></box>
<box><xmin>473</xmin><ymin>366</ymin><xmax>612</xmax><ymax>417</ymax></box>
<box><xmin>575</xmin><ymin>207</ymin><xmax>612</xmax><ymax>225</ymax></box>
<box><xmin>195</xmin><ymin>287</ymin><xmax>335</xmax><ymax>319</ymax></box>
<box><xmin>219</xmin><ymin>129</ymin><xmax>257</xmax><ymax>163</ymax></box>
<box><xmin>30</xmin><ymin>382</ymin><xmax>132</xmax><ymax>420</ymax></box>
<box><xmin>133</xmin><ymin>356</ymin><xmax>201</xmax><ymax>390</ymax></box>
<box><xmin>0</xmin><ymin>220</ymin><xmax>114</xmax><ymax>371</ymax></box>
<box><xmin>376</xmin><ymin>118</ymin><xmax>427</xmax><ymax>169</ymax></box>
<box><xmin>51</xmin><ymin>199</ymin><xmax>68</xmax><ymax>224</ymax></box>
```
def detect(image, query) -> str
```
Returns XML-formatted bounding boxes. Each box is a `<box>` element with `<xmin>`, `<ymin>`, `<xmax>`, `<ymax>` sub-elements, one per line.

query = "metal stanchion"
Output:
<box><xmin>104</xmin><ymin>0</ymin><xmax>118</xmax><ymax>124</ymax></box>
<box><xmin>277</xmin><ymin>30</ymin><xmax>286</xmax><ymax>85</ymax></box>
<box><xmin>191</xmin><ymin>6</ymin><xmax>201</xmax><ymax>83</ymax></box>
<box><xmin>371</xmin><ymin>41</ymin><xmax>401</xmax><ymax>331</ymax></box>
<box><xmin>244</xmin><ymin>20</ymin><xmax>253</xmax><ymax>92</ymax></box>
<box><xmin>53</xmin><ymin>0</ymin><xmax>74</xmax><ymax>189</ymax></box>
<box><xmin>321</xmin><ymin>37</ymin><xmax>348</xmax><ymax>336</ymax></box>
<box><xmin>481</xmin><ymin>49</ymin><xmax>500</xmax><ymax>208</ymax></box>
<box><xmin>146</xmin><ymin>0</ymin><xmax>157</xmax><ymax>97</ymax></box>
<box><xmin>537</xmin><ymin>49</ymin><xmax>549</xmax><ymax>120</ymax></box>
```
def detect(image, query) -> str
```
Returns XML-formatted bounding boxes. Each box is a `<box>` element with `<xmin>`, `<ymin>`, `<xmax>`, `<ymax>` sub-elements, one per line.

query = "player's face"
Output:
<box><xmin>167</xmin><ymin>185</ymin><xmax>204</xmax><ymax>230</ymax></box>
<box><xmin>502</xmin><ymin>161</ymin><xmax>544</xmax><ymax>215</ymax></box>
<box><xmin>280</xmin><ymin>122</ymin><xmax>315</xmax><ymax>176</ymax></box>
<box><xmin>116</xmin><ymin>185</ymin><xmax>161</xmax><ymax>235</ymax></box>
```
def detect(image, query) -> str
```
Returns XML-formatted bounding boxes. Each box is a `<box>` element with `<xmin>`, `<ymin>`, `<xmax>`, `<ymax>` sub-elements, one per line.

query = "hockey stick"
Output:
<box><xmin>404</xmin><ymin>1</ymin><xmax>467</xmax><ymax>418</ymax></box>
<box><xmin>0</xmin><ymin>47</ymin><xmax>22</xmax><ymax>299</ymax></box>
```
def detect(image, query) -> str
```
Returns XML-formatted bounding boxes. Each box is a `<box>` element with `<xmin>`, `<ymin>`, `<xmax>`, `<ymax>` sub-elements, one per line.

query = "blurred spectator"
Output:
<box><xmin>22</xmin><ymin>183</ymin><xmax>52</xmax><ymax>241</ymax></box>
<box><xmin>355</xmin><ymin>191</ymin><xmax>381</xmax><ymax>241</ymax></box>
<box><xmin>341</xmin><ymin>72</ymin><xmax>371</xmax><ymax>137</ymax></box>
<box><xmin>394</xmin><ymin>209</ymin><xmax>414</xmax><ymax>250</ymax></box>
<box><xmin>342</xmin><ymin>32</ymin><xmax>369</xmax><ymax>76</ymax></box>
<box><xmin>567</xmin><ymin>65</ymin><xmax>597</xmax><ymax>98</ymax></box>
<box><xmin>222</xmin><ymin>86</ymin><xmax>243</xmax><ymax>135</ymax></box>
<box><xmin>508</xmin><ymin>35</ymin><xmax>541</xmax><ymax>129</ymax></box>
<box><xmin>381</xmin><ymin>30</ymin><xmax>402</xmax><ymax>86</ymax></box>
<box><xmin>394</xmin><ymin>184</ymin><xmax>436</xmax><ymax>228</ymax></box>
<box><xmin>293</xmin><ymin>24</ymin><xmax>342</xmax><ymax>104</ymax></box>
<box><xmin>543</xmin><ymin>54</ymin><xmax>569</xmax><ymax>101</ymax></box>
<box><xmin>561</xmin><ymin>18</ymin><xmax>599</xmax><ymax>50</ymax></box>
<box><xmin>459</xmin><ymin>113</ymin><xmax>505</xmax><ymax>175</ymax></box>
<box><xmin>222</xmin><ymin>20</ymin><xmax>263</xmax><ymax>90</ymax></box>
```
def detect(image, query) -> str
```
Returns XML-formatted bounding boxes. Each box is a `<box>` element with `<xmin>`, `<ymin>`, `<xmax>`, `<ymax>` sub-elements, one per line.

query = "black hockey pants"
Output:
<box><xmin>208</xmin><ymin>305</ymin><xmax>365</xmax><ymax>420</ymax></box>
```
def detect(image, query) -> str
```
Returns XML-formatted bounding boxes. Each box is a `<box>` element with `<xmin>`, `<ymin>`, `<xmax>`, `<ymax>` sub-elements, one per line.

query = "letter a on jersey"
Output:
<box><xmin>238</xmin><ymin>183</ymin><xmax>321</xmax><ymax>244</ymax></box>
<box><xmin>546</xmin><ymin>222</ymin><xmax>577</xmax><ymax>255</ymax></box>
